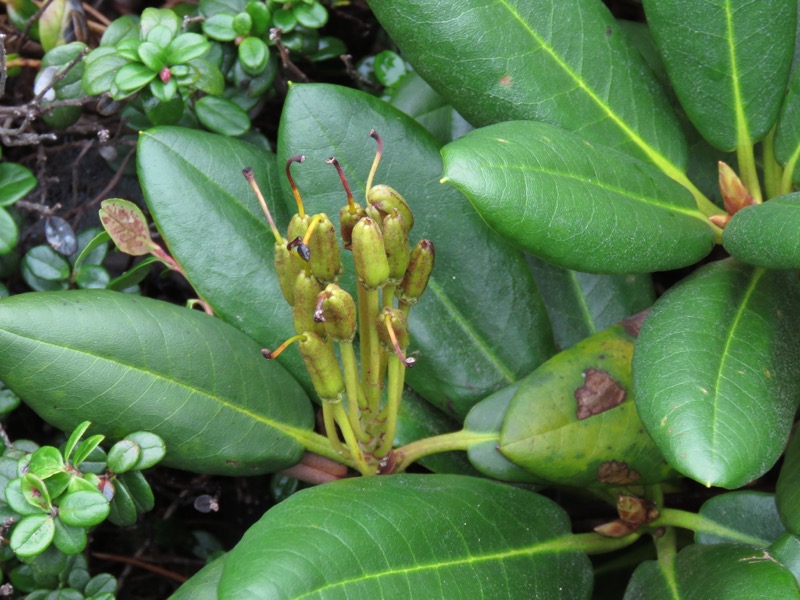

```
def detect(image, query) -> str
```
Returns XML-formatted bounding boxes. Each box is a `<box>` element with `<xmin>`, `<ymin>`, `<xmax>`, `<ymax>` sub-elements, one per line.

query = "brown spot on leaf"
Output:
<box><xmin>621</xmin><ymin>309</ymin><xmax>649</xmax><ymax>338</ymax></box>
<box><xmin>598</xmin><ymin>461</ymin><xmax>641</xmax><ymax>485</ymax></box>
<box><xmin>499</xmin><ymin>74</ymin><xmax>512</xmax><ymax>86</ymax></box>
<box><xmin>575</xmin><ymin>369</ymin><xmax>626</xmax><ymax>419</ymax></box>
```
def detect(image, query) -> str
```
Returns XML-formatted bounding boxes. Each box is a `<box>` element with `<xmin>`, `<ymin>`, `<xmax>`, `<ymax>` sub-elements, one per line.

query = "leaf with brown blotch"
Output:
<box><xmin>99</xmin><ymin>199</ymin><xmax>156</xmax><ymax>256</ymax></box>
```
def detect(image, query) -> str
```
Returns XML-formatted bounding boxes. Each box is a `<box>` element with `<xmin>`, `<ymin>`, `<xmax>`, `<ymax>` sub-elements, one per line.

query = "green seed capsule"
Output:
<box><xmin>397</xmin><ymin>239</ymin><xmax>435</xmax><ymax>306</ymax></box>
<box><xmin>298</xmin><ymin>333</ymin><xmax>344</xmax><ymax>401</ymax></box>
<box><xmin>287</xmin><ymin>213</ymin><xmax>311</xmax><ymax>243</ymax></box>
<box><xmin>339</xmin><ymin>203</ymin><xmax>366</xmax><ymax>250</ymax></box>
<box><xmin>368</xmin><ymin>184</ymin><xmax>414</xmax><ymax>232</ymax></box>
<box><xmin>315</xmin><ymin>284</ymin><xmax>357</xmax><ymax>342</ymax></box>
<box><xmin>365</xmin><ymin>204</ymin><xmax>383</xmax><ymax>228</ymax></box>
<box><xmin>376</xmin><ymin>307</ymin><xmax>409</xmax><ymax>352</ymax></box>
<box><xmin>352</xmin><ymin>217</ymin><xmax>390</xmax><ymax>290</ymax></box>
<box><xmin>307</xmin><ymin>213</ymin><xmax>342</xmax><ymax>284</ymax></box>
<box><xmin>292</xmin><ymin>271</ymin><xmax>326</xmax><ymax>337</ymax></box>
<box><xmin>382</xmin><ymin>210</ymin><xmax>410</xmax><ymax>283</ymax></box>
<box><xmin>274</xmin><ymin>241</ymin><xmax>301</xmax><ymax>304</ymax></box>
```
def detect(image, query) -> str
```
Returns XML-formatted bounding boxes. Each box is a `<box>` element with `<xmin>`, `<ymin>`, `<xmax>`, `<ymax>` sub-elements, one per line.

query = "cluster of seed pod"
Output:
<box><xmin>243</xmin><ymin>131</ymin><xmax>435</xmax><ymax>475</ymax></box>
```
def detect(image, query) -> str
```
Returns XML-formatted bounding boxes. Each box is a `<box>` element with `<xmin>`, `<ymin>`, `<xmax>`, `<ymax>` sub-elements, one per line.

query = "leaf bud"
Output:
<box><xmin>352</xmin><ymin>217</ymin><xmax>390</xmax><ymax>290</ymax></box>
<box><xmin>298</xmin><ymin>333</ymin><xmax>344</xmax><ymax>401</ymax></box>
<box><xmin>368</xmin><ymin>184</ymin><xmax>414</xmax><ymax>232</ymax></box>
<box><xmin>314</xmin><ymin>284</ymin><xmax>357</xmax><ymax>342</ymax></box>
<box><xmin>274</xmin><ymin>241</ymin><xmax>301</xmax><ymax>304</ymax></box>
<box><xmin>396</xmin><ymin>239</ymin><xmax>435</xmax><ymax>306</ymax></box>
<box><xmin>339</xmin><ymin>203</ymin><xmax>367</xmax><ymax>250</ymax></box>
<box><xmin>307</xmin><ymin>213</ymin><xmax>342</xmax><ymax>284</ymax></box>
<box><xmin>292</xmin><ymin>271</ymin><xmax>326</xmax><ymax>337</ymax></box>
<box><xmin>382</xmin><ymin>210</ymin><xmax>410</xmax><ymax>283</ymax></box>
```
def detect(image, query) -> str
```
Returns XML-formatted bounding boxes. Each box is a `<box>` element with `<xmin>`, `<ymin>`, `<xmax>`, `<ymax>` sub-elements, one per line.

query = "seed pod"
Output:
<box><xmin>315</xmin><ymin>284</ymin><xmax>357</xmax><ymax>342</ymax></box>
<box><xmin>339</xmin><ymin>204</ymin><xmax>366</xmax><ymax>250</ymax></box>
<box><xmin>292</xmin><ymin>271</ymin><xmax>326</xmax><ymax>337</ymax></box>
<box><xmin>298</xmin><ymin>333</ymin><xmax>344</xmax><ymax>401</ymax></box>
<box><xmin>274</xmin><ymin>241</ymin><xmax>301</xmax><ymax>304</ymax></box>
<box><xmin>287</xmin><ymin>213</ymin><xmax>311</xmax><ymax>243</ymax></box>
<box><xmin>382</xmin><ymin>210</ymin><xmax>410</xmax><ymax>283</ymax></box>
<box><xmin>368</xmin><ymin>184</ymin><xmax>414</xmax><ymax>232</ymax></box>
<box><xmin>397</xmin><ymin>239</ymin><xmax>435</xmax><ymax>306</ymax></box>
<box><xmin>352</xmin><ymin>217</ymin><xmax>390</xmax><ymax>290</ymax></box>
<box><xmin>307</xmin><ymin>213</ymin><xmax>342</xmax><ymax>284</ymax></box>
<box><xmin>377</xmin><ymin>307</ymin><xmax>409</xmax><ymax>352</ymax></box>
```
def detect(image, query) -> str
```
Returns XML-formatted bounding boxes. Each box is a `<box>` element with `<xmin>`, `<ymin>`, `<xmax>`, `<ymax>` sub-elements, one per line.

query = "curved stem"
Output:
<box><xmin>333</xmin><ymin>403</ymin><xmax>372</xmax><ymax>475</ymax></box>
<box><xmin>395</xmin><ymin>429</ymin><xmax>496</xmax><ymax>471</ymax></box>
<box><xmin>653</xmin><ymin>508</ymin><xmax>769</xmax><ymax>547</ymax></box>
<box><xmin>290</xmin><ymin>428</ymin><xmax>359</xmax><ymax>470</ymax></box>
<box><xmin>653</xmin><ymin>527</ymin><xmax>680</xmax><ymax>600</ymax></box>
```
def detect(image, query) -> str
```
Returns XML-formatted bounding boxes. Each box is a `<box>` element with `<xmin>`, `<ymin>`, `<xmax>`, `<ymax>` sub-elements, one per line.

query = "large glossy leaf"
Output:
<box><xmin>633</xmin><ymin>259</ymin><xmax>800</xmax><ymax>488</ymax></box>
<box><xmin>642</xmin><ymin>0</ymin><xmax>795</xmax><ymax>150</ymax></box>
<box><xmin>441</xmin><ymin>121</ymin><xmax>716</xmax><ymax>274</ymax></box>
<box><xmin>624</xmin><ymin>543</ymin><xmax>799</xmax><ymax>599</ymax></box>
<box><xmin>777</xmin><ymin>431</ymin><xmax>800</xmax><ymax>535</ymax></box>
<box><xmin>775</xmin><ymin>68</ymin><xmax>800</xmax><ymax>185</ymax></box>
<box><xmin>697</xmin><ymin>492</ymin><xmax>785</xmax><ymax>546</ymax></box>
<box><xmin>723</xmin><ymin>194</ymin><xmax>800</xmax><ymax>269</ymax></box>
<box><xmin>527</xmin><ymin>256</ymin><xmax>654</xmax><ymax>350</ymax></box>
<box><xmin>170</xmin><ymin>554</ymin><xmax>225</xmax><ymax>600</ymax></box>
<box><xmin>501</xmin><ymin>318</ymin><xmax>673</xmax><ymax>487</ymax></box>
<box><xmin>367</xmin><ymin>0</ymin><xmax>688</xmax><ymax>180</ymax></box>
<box><xmin>277</xmin><ymin>84</ymin><xmax>555</xmax><ymax>418</ymax></box>
<box><xmin>0</xmin><ymin>290</ymin><xmax>313</xmax><ymax>475</ymax></box>
<box><xmin>136</xmin><ymin>128</ymin><xmax>309</xmax><ymax>390</ymax></box>
<box><xmin>218</xmin><ymin>474</ymin><xmax>592</xmax><ymax>598</ymax></box>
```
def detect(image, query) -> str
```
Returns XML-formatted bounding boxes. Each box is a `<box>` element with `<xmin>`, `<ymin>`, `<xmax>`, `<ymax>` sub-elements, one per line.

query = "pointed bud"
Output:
<box><xmin>352</xmin><ymin>217</ymin><xmax>390</xmax><ymax>290</ymax></box>
<box><xmin>377</xmin><ymin>308</ymin><xmax>415</xmax><ymax>367</ymax></box>
<box><xmin>298</xmin><ymin>333</ymin><xmax>344</xmax><ymax>401</ymax></box>
<box><xmin>617</xmin><ymin>495</ymin><xmax>649</xmax><ymax>526</ymax></box>
<box><xmin>594</xmin><ymin>519</ymin><xmax>635</xmax><ymax>538</ymax></box>
<box><xmin>274</xmin><ymin>241</ymin><xmax>302</xmax><ymax>304</ymax></box>
<box><xmin>368</xmin><ymin>184</ymin><xmax>414</xmax><ymax>232</ymax></box>
<box><xmin>292</xmin><ymin>271</ymin><xmax>326</xmax><ymax>337</ymax></box>
<box><xmin>307</xmin><ymin>213</ymin><xmax>342</xmax><ymax>284</ymax></box>
<box><xmin>315</xmin><ymin>284</ymin><xmax>357</xmax><ymax>342</ymax></box>
<box><xmin>718</xmin><ymin>161</ymin><xmax>754</xmax><ymax>216</ymax></box>
<box><xmin>397</xmin><ymin>240</ymin><xmax>435</xmax><ymax>306</ymax></box>
<box><xmin>340</xmin><ymin>204</ymin><xmax>367</xmax><ymax>250</ymax></box>
<box><xmin>709</xmin><ymin>214</ymin><xmax>731</xmax><ymax>229</ymax></box>
<box><xmin>382</xmin><ymin>210</ymin><xmax>410</xmax><ymax>283</ymax></box>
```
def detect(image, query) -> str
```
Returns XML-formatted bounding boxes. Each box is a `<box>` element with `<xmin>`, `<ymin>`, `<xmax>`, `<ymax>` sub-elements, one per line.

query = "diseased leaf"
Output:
<box><xmin>633</xmin><ymin>259</ymin><xmax>800</xmax><ymax>488</ymax></box>
<box><xmin>99</xmin><ymin>199</ymin><xmax>155</xmax><ymax>256</ymax></box>
<box><xmin>218</xmin><ymin>475</ymin><xmax>592</xmax><ymax>598</ymax></box>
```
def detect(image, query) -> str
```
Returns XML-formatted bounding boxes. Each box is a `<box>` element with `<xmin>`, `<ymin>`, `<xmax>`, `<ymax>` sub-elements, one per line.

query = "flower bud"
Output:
<box><xmin>274</xmin><ymin>241</ymin><xmax>301</xmax><ymax>304</ymax></box>
<box><xmin>339</xmin><ymin>203</ymin><xmax>366</xmax><ymax>250</ymax></box>
<box><xmin>292</xmin><ymin>271</ymin><xmax>326</xmax><ymax>337</ymax></box>
<box><xmin>352</xmin><ymin>217</ymin><xmax>390</xmax><ymax>290</ymax></box>
<box><xmin>396</xmin><ymin>239</ymin><xmax>435</xmax><ymax>306</ymax></box>
<box><xmin>298</xmin><ymin>333</ymin><xmax>344</xmax><ymax>401</ymax></box>
<box><xmin>368</xmin><ymin>184</ymin><xmax>414</xmax><ymax>232</ymax></box>
<box><xmin>307</xmin><ymin>213</ymin><xmax>342</xmax><ymax>284</ymax></box>
<box><xmin>382</xmin><ymin>210</ymin><xmax>410</xmax><ymax>283</ymax></box>
<box><xmin>314</xmin><ymin>284</ymin><xmax>357</xmax><ymax>342</ymax></box>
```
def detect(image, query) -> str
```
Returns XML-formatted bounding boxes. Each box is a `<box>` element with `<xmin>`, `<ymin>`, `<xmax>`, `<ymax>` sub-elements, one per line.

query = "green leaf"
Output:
<box><xmin>272</xmin><ymin>8</ymin><xmax>297</xmax><ymax>33</ymax></box>
<box><xmin>170</xmin><ymin>554</ymin><xmax>227</xmax><ymax>600</ymax></box>
<box><xmin>10</xmin><ymin>515</ymin><xmax>54</xmax><ymax>558</ymax></box>
<box><xmin>0</xmin><ymin>209</ymin><xmax>19</xmax><ymax>255</ymax></box>
<box><xmin>278</xmin><ymin>84</ymin><xmax>555</xmax><ymax>416</ymax></box>
<box><xmin>119</xmin><ymin>471</ymin><xmax>154</xmax><ymax>512</ymax></box>
<box><xmin>21</xmin><ymin>474</ymin><xmax>52</xmax><ymax>511</ymax></box>
<box><xmin>0</xmin><ymin>162</ymin><xmax>36</xmax><ymax>207</ymax></box>
<box><xmin>136</xmin><ymin>127</ymin><xmax>306</xmax><ymax>388</ymax></box>
<box><xmin>52</xmin><ymin>517</ymin><xmax>87</xmax><ymax>555</ymax></box>
<box><xmin>28</xmin><ymin>447</ymin><xmax>65</xmax><ymax>479</ymax></box>
<box><xmin>167</xmin><ymin>33</ymin><xmax>211</xmax><ymax>65</ymax></box>
<box><xmin>124</xmin><ymin>431</ymin><xmax>165</xmax><ymax>470</ymax></box>
<box><xmin>84</xmin><ymin>573</ymin><xmax>117</xmax><ymax>596</ymax></box>
<box><xmin>527</xmin><ymin>256</ymin><xmax>654</xmax><ymax>350</ymax></box>
<box><xmin>247</xmin><ymin>2</ymin><xmax>270</xmax><ymax>35</ymax></box>
<box><xmin>107</xmin><ymin>256</ymin><xmax>157</xmax><ymax>291</ymax></box>
<box><xmin>202</xmin><ymin>14</ymin><xmax>237</xmax><ymax>42</ymax></box>
<box><xmin>237</xmin><ymin>36</ymin><xmax>269</xmax><ymax>75</ymax></box>
<box><xmin>373</xmin><ymin>50</ymin><xmax>407</xmax><ymax>87</ymax></box>
<box><xmin>624</xmin><ymin>542</ymin><xmax>799</xmax><ymax>599</ymax></box>
<box><xmin>100</xmin><ymin>15</ymin><xmax>139</xmax><ymax>47</ymax></box>
<box><xmin>140</xmin><ymin>7</ymin><xmax>180</xmax><ymax>40</ymax></box>
<box><xmin>642</xmin><ymin>0</ymin><xmax>795</xmax><ymax>150</ymax></box>
<box><xmin>633</xmin><ymin>259</ymin><xmax>800</xmax><ymax>488</ymax></box>
<box><xmin>218</xmin><ymin>475</ymin><xmax>592</xmax><ymax>597</ymax></box>
<box><xmin>58</xmin><ymin>490</ymin><xmax>109</xmax><ymax>527</ymax></box>
<box><xmin>82</xmin><ymin>49</ymin><xmax>129</xmax><ymax>96</ymax></box>
<box><xmin>777</xmin><ymin>431</ymin><xmax>800</xmax><ymax>535</ymax></box>
<box><xmin>72</xmin><ymin>435</ymin><xmax>105</xmax><ymax>468</ymax></box>
<box><xmin>137</xmin><ymin>41</ymin><xmax>166</xmax><ymax>72</ymax></box>
<box><xmin>293</xmin><ymin>2</ymin><xmax>327</xmax><ymax>29</ymax></box>
<box><xmin>5</xmin><ymin>478</ymin><xmax>45</xmax><ymax>516</ymax></box>
<box><xmin>0</xmin><ymin>290</ymin><xmax>314</xmax><ymax>475</ymax></box>
<box><xmin>366</xmin><ymin>0</ymin><xmax>687</xmax><ymax>177</ymax></box>
<box><xmin>697</xmin><ymin>492</ymin><xmax>785</xmax><ymax>546</ymax></box>
<box><xmin>63</xmin><ymin>422</ymin><xmax>91</xmax><ymax>464</ymax></box>
<box><xmin>106</xmin><ymin>440</ymin><xmax>140</xmax><ymax>474</ymax></box>
<box><xmin>115</xmin><ymin>39</ymin><xmax>142</xmax><ymax>62</ymax></box>
<box><xmin>723</xmin><ymin>194</ymin><xmax>800</xmax><ymax>269</ymax></box>
<box><xmin>38</xmin><ymin>0</ymin><xmax>70</xmax><ymax>52</ymax></box>
<box><xmin>187</xmin><ymin>58</ymin><xmax>225</xmax><ymax>96</ymax></box>
<box><xmin>194</xmin><ymin>96</ymin><xmax>251</xmax><ymax>136</ymax></box>
<box><xmin>22</xmin><ymin>245</ymin><xmax>70</xmax><ymax>281</ymax></box>
<box><xmin>501</xmin><ymin>319</ymin><xmax>673</xmax><ymax>487</ymax></box>
<box><xmin>113</xmin><ymin>62</ymin><xmax>158</xmax><ymax>95</ymax></box>
<box><xmin>770</xmin><ymin>534</ymin><xmax>800</xmax><ymax>587</ymax></box>
<box><xmin>74</xmin><ymin>265</ymin><xmax>110</xmax><ymax>289</ymax></box>
<box><xmin>107</xmin><ymin>479</ymin><xmax>137</xmax><ymax>527</ymax></box>
<box><xmin>775</xmin><ymin>68</ymin><xmax>800</xmax><ymax>186</ymax></box>
<box><xmin>442</xmin><ymin>121</ymin><xmax>715</xmax><ymax>274</ymax></box>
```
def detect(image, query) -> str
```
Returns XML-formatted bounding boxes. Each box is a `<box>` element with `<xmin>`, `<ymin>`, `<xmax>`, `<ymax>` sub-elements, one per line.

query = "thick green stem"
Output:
<box><xmin>781</xmin><ymin>148</ymin><xmax>800</xmax><ymax>196</ymax></box>
<box><xmin>763</xmin><ymin>128</ymin><xmax>783</xmax><ymax>200</ymax></box>
<box><xmin>395</xmin><ymin>429</ymin><xmax>496</xmax><ymax>471</ymax></box>
<box><xmin>374</xmin><ymin>355</ymin><xmax>404</xmax><ymax>458</ymax></box>
<box><xmin>736</xmin><ymin>141</ymin><xmax>763</xmax><ymax>203</ymax></box>
<box><xmin>363</xmin><ymin>288</ymin><xmax>382</xmax><ymax>414</ymax></box>
<box><xmin>339</xmin><ymin>341</ymin><xmax>369</xmax><ymax>436</ymax></box>
<box><xmin>290</xmin><ymin>428</ymin><xmax>359</xmax><ymax>470</ymax></box>
<box><xmin>322</xmin><ymin>402</ymin><xmax>345</xmax><ymax>455</ymax></box>
<box><xmin>555</xmin><ymin>531</ymin><xmax>641</xmax><ymax>555</ymax></box>
<box><xmin>333</xmin><ymin>403</ymin><xmax>372</xmax><ymax>475</ymax></box>
<box><xmin>672</xmin><ymin>171</ymin><xmax>725</xmax><ymax>218</ymax></box>
<box><xmin>653</xmin><ymin>527</ymin><xmax>680</xmax><ymax>600</ymax></box>
<box><xmin>653</xmin><ymin>508</ymin><xmax>769</xmax><ymax>547</ymax></box>
<box><xmin>356</xmin><ymin>283</ymin><xmax>370</xmax><ymax>401</ymax></box>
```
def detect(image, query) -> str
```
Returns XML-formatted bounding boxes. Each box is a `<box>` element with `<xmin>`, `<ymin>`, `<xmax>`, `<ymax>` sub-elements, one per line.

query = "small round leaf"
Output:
<box><xmin>125</xmin><ymin>432</ymin><xmax>166</xmax><ymax>470</ymax></box>
<box><xmin>107</xmin><ymin>440</ymin><xmax>141</xmax><ymax>474</ymax></box>
<box><xmin>52</xmin><ymin>517</ymin><xmax>87</xmax><ymax>555</ymax></box>
<box><xmin>58</xmin><ymin>490</ymin><xmax>110</xmax><ymax>527</ymax></box>
<box><xmin>194</xmin><ymin>96</ymin><xmax>250</xmax><ymax>136</ymax></box>
<box><xmin>238</xmin><ymin>37</ymin><xmax>268</xmax><ymax>75</ymax></box>
<box><xmin>22</xmin><ymin>245</ymin><xmax>70</xmax><ymax>281</ymax></box>
<box><xmin>10</xmin><ymin>515</ymin><xmax>55</xmax><ymax>558</ymax></box>
<box><xmin>293</xmin><ymin>2</ymin><xmax>327</xmax><ymax>28</ymax></box>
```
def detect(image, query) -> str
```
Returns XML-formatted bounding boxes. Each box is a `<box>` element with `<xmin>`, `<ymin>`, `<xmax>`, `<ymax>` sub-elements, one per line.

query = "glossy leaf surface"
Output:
<box><xmin>777</xmin><ymin>432</ymin><xmax>800</xmax><ymax>535</ymax></box>
<box><xmin>697</xmin><ymin>492</ymin><xmax>785</xmax><ymax>546</ymax></box>
<box><xmin>723</xmin><ymin>194</ymin><xmax>800</xmax><ymax>269</ymax></box>
<box><xmin>170</xmin><ymin>554</ymin><xmax>226</xmax><ymax>600</ymax></box>
<box><xmin>278</xmin><ymin>84</ymin><xmax>554</xmax><ymax>417</ymax></box>
<box><xmin>442</xmin><ymin>121</ymin><xmax>715</xmax><ymax>274</ymax></box>
<box><xmin>501</xmin><ymin>319</ymin><xmax>673</xmax><ymax>487</ymax></box>
<box><xmin>624</xmin><ymin>543</ymin><xmax>799</xmax><ymax>599</ymax></box>
<box><xmin>218</xmin><ymin>475</ymin><xmax>592</xmax><ymax>598</ymax></box>
<box><xmin>633</xmin><ymin>259</ymin><xmax>800</xmax><ymax>488</ymax></box>
<box><xmin>770</xmin><ymin>534</ymin><xmax>800</xmax><ymax>587</ymax></box>
<box><xmin>0</xmin><ymin>290</ymin><xmax>313</xmax><ymax>475</ymax></box>
<box><xmin>643</xmin><ymin>0</ymin><xmax>795</xmax><ymax>150</ymax></box>
<box><xmin>367</xmin><ymin>0</ymin><xmax>687</xmax><ymax>176</ymax></box>
<box><xmin>775</xmin><ymin>68</ymin><xmax>800</xmax><ymax>185</ymax></box>
<box><xmin>136</xmin><ymin>127</ymin><xmax>308</xmax><ymax>388</ymax></box>
<box><xmin>527</xmin><ymin>256</ymin><xmax>654</xmax><ymax>349</ymax></box>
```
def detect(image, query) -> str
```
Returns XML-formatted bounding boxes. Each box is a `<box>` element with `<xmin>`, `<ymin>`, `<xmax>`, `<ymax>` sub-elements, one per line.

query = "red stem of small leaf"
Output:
<box><xmin>286</xmin><ymin>154</ymin><xmax>306</xmax><ymax>218</ymax></box>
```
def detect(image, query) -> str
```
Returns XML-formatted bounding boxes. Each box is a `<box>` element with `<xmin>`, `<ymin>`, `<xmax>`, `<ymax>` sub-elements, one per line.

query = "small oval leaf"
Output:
<box><xmin>723</xmin><ymin>194</ymin><xmax>800</xmax><ymax>269</ymax></box>
<box><xmin>99</xmin><ymin>198</ymin><xmax>156</xmax><ymax>256</ymax></box>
